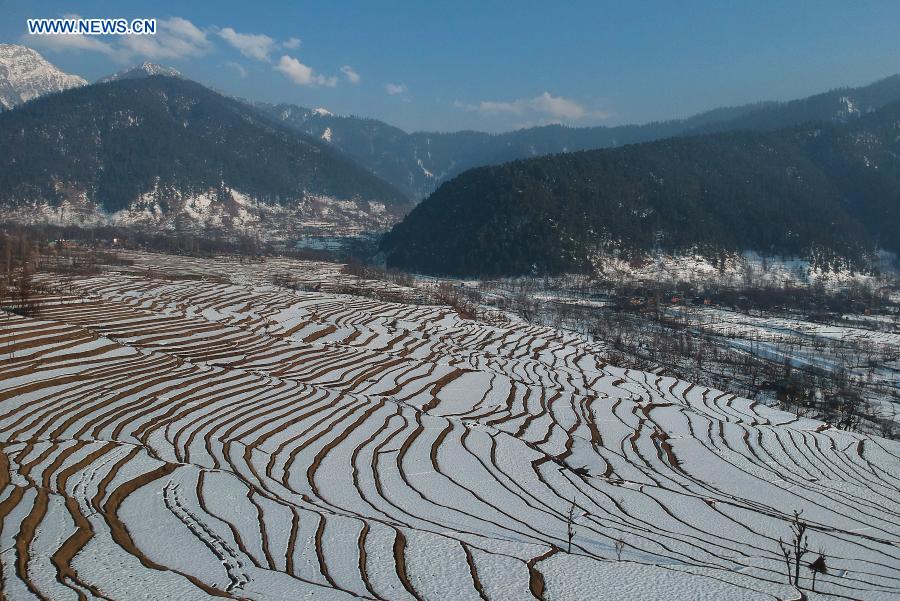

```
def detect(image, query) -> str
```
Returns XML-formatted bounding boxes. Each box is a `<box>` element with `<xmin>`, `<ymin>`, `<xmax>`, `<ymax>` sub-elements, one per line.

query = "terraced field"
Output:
<box><xmin>0</xmin><ymin>254</ymin><xmax>898</xmax><ymax>600</ymax></box>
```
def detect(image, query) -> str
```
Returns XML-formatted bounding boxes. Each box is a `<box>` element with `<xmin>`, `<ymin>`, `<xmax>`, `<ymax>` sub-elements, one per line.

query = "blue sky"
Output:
<box><xmin>2</xmin><ymin>0</ymin><xmax>900</xmax><ymax>132</ymax></box>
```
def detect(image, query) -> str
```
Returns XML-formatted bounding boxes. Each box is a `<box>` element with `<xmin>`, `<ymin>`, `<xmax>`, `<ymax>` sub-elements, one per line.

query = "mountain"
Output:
<box><xmin>257</xmin><ymin>102</ymin><xmax>468</xmax><ymax>200</ymax></box>
<box><xmin>0</xmin><ymin>44</ymin><xmax>86</xmax><ymax>110</ymax></box>
<box><xmin>259</xmin><ymin>74</ymin><xmax>900</xmax><ymax>200</ymax></box>
<box><xmin>381</xmin><ymin>101</ymin><xmax>900</xmax><ymax>277</ymax></box>
<box><xmin>97</xmin><ymin>62</ymin><xmax>183</xmax><ymax>83</ymax></box>
<box><xmin>0</xmin><ymin>75</ymin><xmax>412</xmax><ymax>237</ymax></box>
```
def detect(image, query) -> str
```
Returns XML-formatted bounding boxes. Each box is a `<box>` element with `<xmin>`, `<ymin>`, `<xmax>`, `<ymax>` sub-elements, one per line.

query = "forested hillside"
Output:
<box><xmin>0</xmin><ymin>75</ymin><xmax>412</xmax><ymax>234</ymax></box>
<box><xmin>381</xmin><ymin>103</ymin><xmax>900</xmax><ymax>276</ymax></box>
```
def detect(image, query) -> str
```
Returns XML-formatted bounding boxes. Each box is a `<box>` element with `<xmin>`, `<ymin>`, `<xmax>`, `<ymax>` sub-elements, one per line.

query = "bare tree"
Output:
<box><xmin>778</xmin><ymin>510</ymin><xmax>810</xmax><ymax>588</ymax></box>
<box><xmin>614</xmin><ymin>537</ymin><xmax>625</xmax><ymax>561</ymax></box>
<box><xmin>566</xmin><ymin>497</ymin><xmax>576</xmax><ymax>553</ymax></box>
<box><xmin>16</xmin><ymin>258</ymin><xmax>34</xmax><ymax>317</ymax></box>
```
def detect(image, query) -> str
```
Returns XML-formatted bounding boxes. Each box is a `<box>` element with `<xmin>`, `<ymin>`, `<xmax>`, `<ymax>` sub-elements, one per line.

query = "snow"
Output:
<box><xmin>417</xmin><ymin>159</ymin><xmax>434</xmax><ymax>178</ymax></box>
<box><xmin>98</xmin><ymin>62</ymin><xmax>183</xmax><ymax>83</ymax></box>
<box><xmin>1</xmin><ymin>185</ymin><xmax>397</xmax><ymax>239</ymax></box>
<box><xmin>1</xmin><ymin>256</ymin><xmax>898</xmax><ymax>600</ymax></box>
<box><xmin>586</xmin><ymin>249</ymin><xmax>885</xmax><ymax>291</ymax></box>
<box><xmin>0</xmin><ymin>44</ymin><xmax>86</xmax><ymax>109</ymax></box>
<box><xmin>838</xmin><ymin>95</ymin><xmax>861</xmax><ymax>120</ymax></box>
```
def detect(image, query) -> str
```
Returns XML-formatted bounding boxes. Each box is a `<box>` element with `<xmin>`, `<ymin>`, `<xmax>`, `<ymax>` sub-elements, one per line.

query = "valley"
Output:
<box><xmin>1</xmin><ymin>17</ymin><xmax>899</xmax><ymax>599</ymax></box>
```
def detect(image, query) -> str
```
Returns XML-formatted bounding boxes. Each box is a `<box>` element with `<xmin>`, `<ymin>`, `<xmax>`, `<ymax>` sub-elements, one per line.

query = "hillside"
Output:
<box><xmin>0</xmin><ymin>75</ymin><xmax>413</xmax><ymax>237</ymax></box>
<box><xmin>0</xmin><ymin>251</ymin><xmax>896</xmax><ymax>600</ymax></box>
<box><xmin>261</xmin><ymin>74</ymin><xmax>900</xmax><ymax>200</ymax></box>
<box><xmin>381</xmin><ymin>102</ymin><xmax>900</xmax><ymax>277</ymax></box>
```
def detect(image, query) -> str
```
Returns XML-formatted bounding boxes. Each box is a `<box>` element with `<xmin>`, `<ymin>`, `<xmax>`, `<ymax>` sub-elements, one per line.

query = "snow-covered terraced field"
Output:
<box><xmin>0</xmin><ymin>257</ymin><xmax>898</xmax><ymax>600</ymax></box>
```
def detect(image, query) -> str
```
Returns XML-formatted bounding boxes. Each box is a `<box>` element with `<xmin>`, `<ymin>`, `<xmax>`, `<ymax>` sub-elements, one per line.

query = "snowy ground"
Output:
<box><xmin>449</xmin><ymin>257</ymin><xmax>900</xmax><ymax>434</ymax></box>
<box><xmin>0</xmin><ymin>252</ymin><xmax>897</xmax><ymax>600</ymax></box>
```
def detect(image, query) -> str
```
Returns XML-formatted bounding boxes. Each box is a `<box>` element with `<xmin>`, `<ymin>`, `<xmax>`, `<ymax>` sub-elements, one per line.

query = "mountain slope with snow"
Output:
<box><xmin>0</xmin><ymin>75</ymin><xmax>413</xmax><ymax>236</ymax></box>
<box><xmin>97</xmin><ymin>62</ymin><xmax>184</xmax><ymax>83</ymax></box>
<box><xmin>0</xmin><ymin>44</ymin><xmax>86</xmax><ymax>110</ymax></box>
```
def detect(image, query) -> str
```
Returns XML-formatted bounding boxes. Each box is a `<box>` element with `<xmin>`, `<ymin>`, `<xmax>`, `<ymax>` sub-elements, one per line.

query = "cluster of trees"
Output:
<box><xmin>382</xmin><ymin>101</ymin><xmax>900</xmax><ymax>277</ymax></box>
<box><xmin>446</xmin><ymin>271</ymin><xmax>899</xmax><ymax>439</ymax></box>
<box><xmin>0</xmin><ymin>76</ymin><xmax>410</xmax><ymax>215</ymax></box>
<box><xmin>608</xmin><ymin>307</ymin><xmax>896</xmax><ymax>438</ymax></box>
<box><xmin>2</xmin><ymin>222</ymin><xmax>276</xmax><ymax>258</ymax></box>
<box><xmin>0</xmin><ymin>229</ymin><xmax>42</xmax><ymax>317</ymax></box>
<box><xmin>340</xmin><ymin>257</ymin><xmax>415</xmax><ymax>287</ymax></box>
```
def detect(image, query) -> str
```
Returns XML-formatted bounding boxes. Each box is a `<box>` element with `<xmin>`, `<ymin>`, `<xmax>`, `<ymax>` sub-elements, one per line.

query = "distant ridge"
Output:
<box><xmin>259</xmin><ymin>74</ymin><xmax>900</xmax><ymax>200</ymax></box>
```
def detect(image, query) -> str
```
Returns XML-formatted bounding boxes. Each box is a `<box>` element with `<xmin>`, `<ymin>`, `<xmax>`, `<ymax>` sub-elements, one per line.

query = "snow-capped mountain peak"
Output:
<box><xmin>312</xmin><ymin>107</ymin><xmax>333</xmax><ymax>117</ymax></box>
<box><xmin>0</xmin><ymin>44</ymin><xmax>87</xmax><ymax>110</ymax></box>
<box><xmin>98</xmin><ymin>62</ymin><xmax>183</xmax><ymax>83</ymax></box>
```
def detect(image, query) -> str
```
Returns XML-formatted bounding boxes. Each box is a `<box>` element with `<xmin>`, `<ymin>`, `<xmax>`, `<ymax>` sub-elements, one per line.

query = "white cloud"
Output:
<box><xmin>274</xmin><ymin>55</ymin><xmax>337</xmax><ymax>87</ymax></box>
<box><xmin>455</xmin><ymin>92</ymin><xmax>596</xmax><ymax>123</ymax></box>
<box><xmin>23</xmin><ymin>13</ymin><xmax>115</xmax><ymax>55</ymax></box>
<box><xmin>528</xmin><ymin>92</ymin><xmax>588</xmax><ymax>120</ymax></box>
<box><xmin>218</xmin><ymin>27</ymin><xmax>276</xmax><ymax>62</ymax></box>
<box><xmin>385</xmin><ymin>83</ymin><xmax>407</xmax><ymax>95</ymax></box>
<box><xmin>225</xmin><ymin>61</ymin><xmax>247</xmax><ymax>77</ymax></box>
<box><xmin>340</xmin><ymin>65</ymin><xmax>360</xmax><ymax>84</ymax></box>
<box><xmin>27</xmin><ymin>33</ymin><xmax>116</xmax><ymax>56</ymax></box>
<box><xmin>119</xmin><ymin>17</ymin><xmax>211</xmax><ymax>61</ymax></box>
<box><xmin>26</xmin><ymin>15</ymin><xmax>210</xmax><ymax>62</ymax></box>
<box><xmin>24</xmin><ymin>17</ymin><xmax>345</xmax><ymax>92</ymax></box>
